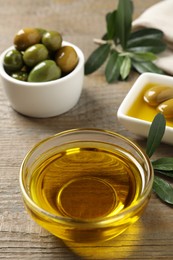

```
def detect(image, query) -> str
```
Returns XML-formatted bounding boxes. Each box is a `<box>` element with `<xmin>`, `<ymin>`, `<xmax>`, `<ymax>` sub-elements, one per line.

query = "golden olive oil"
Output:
<box><xmin>27</xmin><ymin>141</ymin><xmax>145</xmax><ymax>242</ymax></box>
<box><xmin>127</xmin><ymin>82</ymin><xmax>173</xmax><ymax>127</ymax></box>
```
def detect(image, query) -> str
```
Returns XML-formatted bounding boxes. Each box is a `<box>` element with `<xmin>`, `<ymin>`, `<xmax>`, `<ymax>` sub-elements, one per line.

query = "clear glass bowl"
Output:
<box><xmin>19</xmin><ymin>128</ymin><xmax>154</xmax><ymax>243</ymax></box>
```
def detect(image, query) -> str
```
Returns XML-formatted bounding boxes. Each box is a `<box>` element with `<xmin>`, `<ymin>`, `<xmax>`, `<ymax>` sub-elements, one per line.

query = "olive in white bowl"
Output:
<box><xmin>0</xmin><ymin>41</ymin><xmax>84</xmax><ymax>118</ymax></box>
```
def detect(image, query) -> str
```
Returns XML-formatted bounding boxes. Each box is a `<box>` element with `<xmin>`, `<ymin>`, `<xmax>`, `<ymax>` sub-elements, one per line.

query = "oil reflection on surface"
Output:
<box><xmin>63</xmin><ymin>220</ymin><xmax>144</xmax><ymax>260</ymax></box>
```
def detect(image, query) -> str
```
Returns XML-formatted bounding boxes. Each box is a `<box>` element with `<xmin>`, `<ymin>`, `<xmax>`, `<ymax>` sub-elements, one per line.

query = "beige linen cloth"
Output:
<box><xmin>132</xmin><ymin>0</ymin><xmax>173</xmax><ymax>75</ymax></box>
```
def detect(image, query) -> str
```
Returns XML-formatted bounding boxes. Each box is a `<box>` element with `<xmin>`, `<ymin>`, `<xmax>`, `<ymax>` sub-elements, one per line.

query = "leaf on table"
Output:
<box><xmin>132</xmin><ymin>52</ymin><xmax>157</xmax><ymax>62</ymax></box>
<box><xmin>153</xmin><ymin>176</ymin><xmax>173</xmax><ymax>205</ymax></box>
<box><xmin>84</xmin><ymin>44</ymin><xmax>110</xmax><ymax>75</ymax></box>
<box><xmin>152</xmin><ymin>158</ymin><xmax>173</xmax><ymax>171</ymax></box>
<box><xmin>153</xmin><ymin>158</ymin><xmax>173</xmax><ymax>178</ymax></box>
<box><xmin>106</xmin><ymin>10</ymin><xmax>117</xmax><ymax>40</ymax></box>
<box><xmin>146</xmin><ymin>113</ymin><xmax>166</xmax><ymax>158</ymax></box>
<box><xmin>155</xmin><ymin>170</ymin><xmax>173</xmax><ymax>178</ymax></box>
<box><xmin>105</xmin><ymin>51</ymin><xmax>123</xmax><ymax>83</ymax></box>
<box><xmin>127</xmin><ymin>28</ymin><xmax>165</xmax><ymax>44</ymax></box>
<box><xmin>127</xmin><ymin>38</ymin><xmax>166</xmax><ymax>54</ymax></box>
<box><xmin>132</xmin><ymin>60</ymin><xmax>164</xmax><ymax>74</ymax></box>
<box><xmin>116</xmin><ymin>0</ymin><xmax>133</xmax><ymax>49</ymax></box>
<box><xmin>85</xmin><ymin>0</ymin><xmax>167</xmax><ymax>82</ymax></box>
<box><xmin>127</xmin><ymin>27</ymin><xmax>166</xmax><ymax>54</ymax></box>
<box><xmin>120</xmin><ymin>56</ymin><xmax>131</xmax><ymax>79</ymax></box>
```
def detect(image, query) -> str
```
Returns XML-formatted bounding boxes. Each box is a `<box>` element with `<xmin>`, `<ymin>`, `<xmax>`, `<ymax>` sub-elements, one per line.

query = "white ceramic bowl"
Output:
<box><xmin>117</xmin><ymin>73</ymin><xmax>173</xmax><ymax>145</ymax></box>
<box><xmin>0</xmin><ymin>41</ymin><xmax>84</xmax><ymax>118</ymax></box>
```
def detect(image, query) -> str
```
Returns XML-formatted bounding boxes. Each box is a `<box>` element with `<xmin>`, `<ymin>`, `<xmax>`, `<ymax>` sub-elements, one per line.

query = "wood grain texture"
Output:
<box><xmin>0</xmin><ymin>0</ymin><xmax>173</xmax><ymax>259</ymax></box>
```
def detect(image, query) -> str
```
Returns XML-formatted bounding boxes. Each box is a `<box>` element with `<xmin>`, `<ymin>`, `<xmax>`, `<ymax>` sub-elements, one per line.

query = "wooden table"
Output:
<box><xmin>0</xmin><ymin>0</ymin><xmax>173</xmax><ymax>259</ymax></box>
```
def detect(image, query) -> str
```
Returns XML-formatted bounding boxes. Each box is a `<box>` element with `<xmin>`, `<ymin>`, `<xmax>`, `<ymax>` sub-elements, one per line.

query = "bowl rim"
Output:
<box><xmin>19</xmin><ymin>128</ymin><xmax>154</xmax><ymax>227</ymax></box>
<box><xmin>0</xmin><ymin>41</ymin><xmax>84</xmax><ymax>87</ymax></box>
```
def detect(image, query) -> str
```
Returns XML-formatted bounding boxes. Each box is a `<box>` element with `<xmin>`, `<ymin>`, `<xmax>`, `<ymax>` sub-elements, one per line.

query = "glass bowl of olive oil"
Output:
<box><xmin>20</xmin><ymin>128</ymin><xmax>153</xmax><ymax>243</ymax></box>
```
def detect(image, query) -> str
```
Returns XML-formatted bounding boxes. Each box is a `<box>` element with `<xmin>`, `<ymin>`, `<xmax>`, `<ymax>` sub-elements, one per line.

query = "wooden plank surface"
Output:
<box><xmin>0</xmin><ymin>0</ymin><xmax>173</xmax><ymax>259</ymax></box>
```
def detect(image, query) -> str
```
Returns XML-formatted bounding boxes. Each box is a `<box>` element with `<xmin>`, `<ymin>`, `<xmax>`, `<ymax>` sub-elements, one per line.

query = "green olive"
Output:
<box><xmin>28</xmin><ymin>60</ymin><xmax>61</xmax><ymax>82</ymax></box>
<box><xmin>144</xmin><ymin>86</ymin><xmax>173</xmax><ymax>106</ymax></box>
<box><xmin>3</xmin><ymin>49</ymin><xmax>23</xmax><ymax>71</ymax></box>
<box><xmin>36</xmin><ymin>28</ymin><xmax>47</xmax><ymax>37</ymax></box>
<box><xmin>42</xmin><ymin>31</ymin><xmax>62</xmax><ymax>51</ymax></box>
<box><xmin>23</xmin><ymin>44</ymin><xmax>49</xmax><ymax>67</ymax></box>
<box><xmin>14</xmin><ymin>28</ymin><xmax>42</xmax><ymax>51</ymax></box>
<box><xmin>55</xmin><ymin>46</ymin><xmax>78</xmax><ymax>73</ymax></box>
<box><xmin>157</xmin><ymin>98</ymin><xmax>173</xmax><ymax>119</ymax></box>
<box><xmin>11</xmin><ymin>71</ymin><xmax>28</xmax><ymax>81</ymax></box>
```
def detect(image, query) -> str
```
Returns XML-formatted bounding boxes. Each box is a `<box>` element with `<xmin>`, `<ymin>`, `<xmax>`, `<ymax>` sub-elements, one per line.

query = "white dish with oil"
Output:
<box><xmin>117</xmin><ymin>72</ymin><xmax>173</xmax><ymax>145</ymax></box>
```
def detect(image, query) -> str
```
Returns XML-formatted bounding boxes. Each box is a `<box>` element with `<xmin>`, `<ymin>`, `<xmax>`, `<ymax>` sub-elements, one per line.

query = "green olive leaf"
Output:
<box><xmin>128</xmin><ymin>28</ymin><xmax>165</xmax><ymax>44</ymax></box>
<box><xmin>106</xmin><ymin>10</ymin><xmax>117</xmax><ymax>40</ymax></box>
<box><xmin>127</xmin><ymin>38</ymin><xmax>166</xmax><ymax>54</ymax></box>
<box><xmin>153</xmin><ymin>158</ymin><xmax>173</xmax><ymax>178</ymax></box>
<box><xmin>153</xmin><ymin>176</ymin><xmax>173</xmax><ymax>205</ymax></box>
<box><xmin>132</xmin><ymin>60</ymin><xmax>164</xmax><ymax>75</ymax></box>
<box><xmin>127</xmin><ymin>28</ymin><xmax>166</xmax><ymax>54</ymax></box>
<box><xmin>120</xmin><ymin>56</ymin><xmax>131</xmax><ymax>79</ymax></box>
<box><xmin>146</xmin><ymin>113</ymin><xmax>166</xmax><ymax>158</ymax></box>
<box><xmin>152</xmin><ymin>158</ymin><xmax>173</xmax><ymax>171</ymax></box>
<box><xmin>84</xmin><ymin>44</ymin><xmax>110</xmax><ymax>75</ymax></box>
<box><xmin>132</xmin><ymin>52</ymin><xmax>157</xmax><ymax>62</ymax></box>
<box><xmin>86</xmin><ymin>0</ymin><xmax>167</xmax><ymax>82</ymax></box>
<box><xmin>116</xmin><ymin>0</ymin><xmax>133</xmax><ymax>49</ymax></box>
<box><xmin>105</xmin><ymin>51</ymin><xmax>123</xmax><ymax>83</ymax></box>
<box><xmin>154</xmin><ymin>170</ymin><xmax>173</xmax><ymax>178</ymax></box>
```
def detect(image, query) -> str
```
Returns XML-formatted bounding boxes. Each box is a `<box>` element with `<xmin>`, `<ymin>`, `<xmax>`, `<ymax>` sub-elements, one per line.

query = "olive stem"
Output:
<box><xmin>93</xmin><ymin>38</ymin><xmax>107</xmax><ymax>45</ymax></box>
<box><xmin>93</xmin><ymin>38</ymin><xmax>123</xmax><ymax>53</ymax></box>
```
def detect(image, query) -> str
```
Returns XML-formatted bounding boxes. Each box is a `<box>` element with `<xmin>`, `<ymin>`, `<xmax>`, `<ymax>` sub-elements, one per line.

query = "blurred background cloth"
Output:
<box><xmin>132</xmin><ymin>0</ymin><xmax>173</xmax><ymax>75</ymax></box>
